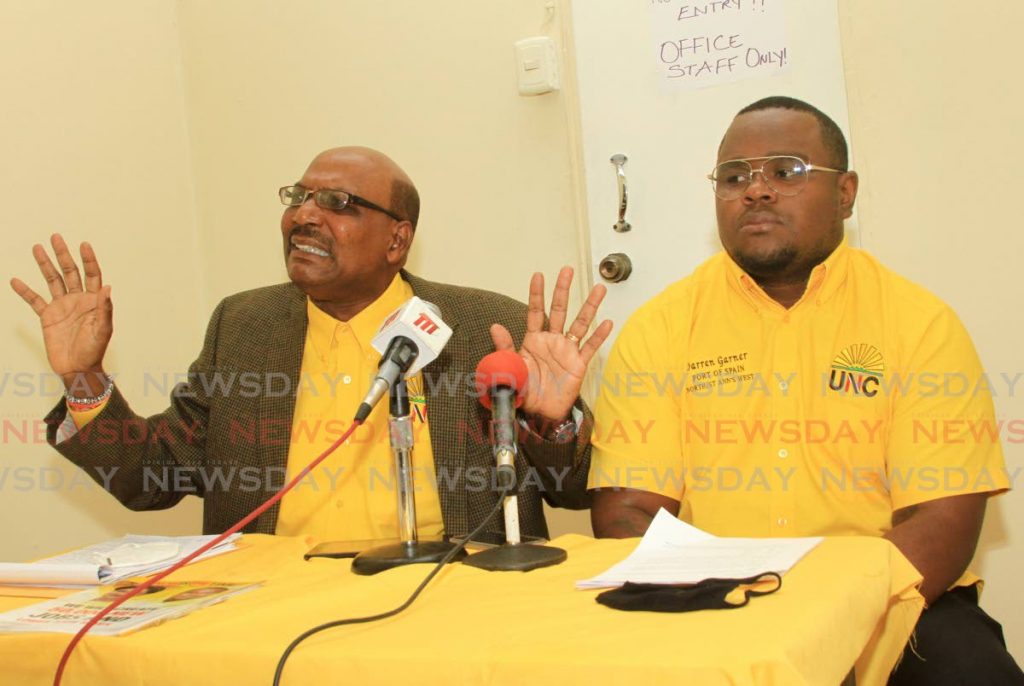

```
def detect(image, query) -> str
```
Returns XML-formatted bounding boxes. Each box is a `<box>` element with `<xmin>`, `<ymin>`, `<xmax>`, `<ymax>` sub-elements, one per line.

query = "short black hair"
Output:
<box><xmin>390</xmin><ymin>178</ymin><xmax>420</xmax><ymax>230</ymax></box>
<box><xmin>737</xmin><ymin>96</ymin><xmax>849</xmax><ymax>170</ymax></box>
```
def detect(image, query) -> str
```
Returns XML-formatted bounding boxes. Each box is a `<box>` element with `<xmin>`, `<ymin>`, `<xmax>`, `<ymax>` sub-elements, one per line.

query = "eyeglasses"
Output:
<box><xmin>708</xmin><ymin>156</ymin><xmax>845</xmax><ymax>200</ymax></box>
<box><xmin>279</xmin><ymin>185</ymin><xmax>404</xmax><ymax>222</ymax></box>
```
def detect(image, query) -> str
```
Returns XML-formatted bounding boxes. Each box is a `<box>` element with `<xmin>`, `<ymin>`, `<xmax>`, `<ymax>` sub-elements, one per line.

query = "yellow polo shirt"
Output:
<box><xmin>274</xmin><ymin>275</ymin><xmax>444</xmax><ymax>542</ymax></box>
<box><xmin>589</xmin><ymin>243</ymin><xmax>1010</xmax><ymax>540</ymax></box>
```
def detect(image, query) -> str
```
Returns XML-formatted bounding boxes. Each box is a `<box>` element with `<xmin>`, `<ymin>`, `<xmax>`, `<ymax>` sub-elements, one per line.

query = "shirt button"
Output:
<box><xmin>343</xmin><ymin>375</ymin><xmax>352</xmax><ymax>385</ymax></box>
<box><xmin>778</xmin><ymin>448</ymin><xmax>789</xmax><ymax>458</ymax></box>
<box><xmin>778</xmin><ymin>381</ymin><xmax>789</xmax><ymax>392</ymax></box>
<box><xmin>782</xmin><ymin>315</ymin><xmax>790</xmax><ymax>323</ymax></box>
<box><xmin>335</xmin><ymin>499</ymin><xmax>343</xmax><ymax>509</ymax></box>
<box><xmin>777</xmin><ymin>517</ymin><xmax>788</xmax><ymax>527</ymax></box>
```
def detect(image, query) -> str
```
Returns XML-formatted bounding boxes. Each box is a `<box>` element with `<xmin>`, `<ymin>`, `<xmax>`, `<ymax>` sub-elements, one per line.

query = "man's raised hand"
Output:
<box><xmin>490</xmin><ymin>266</ymin><xmax>613</xmax><ymax>426</ymax></box>
<box><xmin>10</xmin><ymin>234</ymin><xmax>112</xmax><ymax>395</ymax></box>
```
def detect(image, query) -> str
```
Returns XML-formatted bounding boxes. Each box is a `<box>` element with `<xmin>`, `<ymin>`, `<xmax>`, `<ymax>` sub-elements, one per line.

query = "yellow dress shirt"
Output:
<box><xmin>589</xmin><ymin>243</ymin><xmax>1010</xmax><ymax>545</ymax></box>
<box><xmin>274</xmin><ymin>275</ymin><xmax>444</xmax><ymax>542</ymax></box>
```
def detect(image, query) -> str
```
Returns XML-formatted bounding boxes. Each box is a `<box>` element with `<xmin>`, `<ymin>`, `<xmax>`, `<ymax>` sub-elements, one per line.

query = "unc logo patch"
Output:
<box><xmin>406</xmin><ymin>377</ymin><xmax>428</xmax><ymax>423</ymax></box>
<box><xmin>828</xmin><ymin>344</ymin><xmax>884</xmax><ymax>397</ymax></box>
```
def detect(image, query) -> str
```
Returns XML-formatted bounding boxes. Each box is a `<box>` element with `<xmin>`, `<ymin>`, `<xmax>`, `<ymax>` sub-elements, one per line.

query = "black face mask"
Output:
<box><xmin>595</xmin><ymin>572</ymin><xmax>782</xmax><ymax>613</ymax></box>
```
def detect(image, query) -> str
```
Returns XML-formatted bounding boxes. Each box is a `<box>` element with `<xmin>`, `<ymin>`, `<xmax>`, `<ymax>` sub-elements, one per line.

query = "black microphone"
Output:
<box><xmin>491</xmin><ymin>388</ymin><xmax>517</xmax><ymax>491</ymax></box>
<box><xmin>355</xmin><ymin>336</ymin><xmax>418</xmax><ymax>422</ymax></box>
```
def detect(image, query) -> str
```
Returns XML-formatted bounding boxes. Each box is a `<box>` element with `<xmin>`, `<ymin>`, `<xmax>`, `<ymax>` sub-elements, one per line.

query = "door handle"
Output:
<box><xmin>599</xmin><ymin>253</ymin><xmax>633</xmax><ymax>283</ymax></box>
<box><xmin>610</xmin><ymin>154</ymin><xmax>631</xmax><ymax>232</ymax></box>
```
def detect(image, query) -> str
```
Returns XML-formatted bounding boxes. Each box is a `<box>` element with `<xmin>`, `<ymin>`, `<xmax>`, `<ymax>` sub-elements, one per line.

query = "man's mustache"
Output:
<box><xmin>288</xmin><ymin>225</ymin><xmax>334</xmax><ymax>248</ymax></box>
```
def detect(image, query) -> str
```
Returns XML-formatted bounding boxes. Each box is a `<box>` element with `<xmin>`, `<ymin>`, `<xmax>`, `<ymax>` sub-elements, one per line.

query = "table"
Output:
<box><xmin>0</xmin><ymin>534</ymin><xmax>923</xmax><ymax>685</ymax></box>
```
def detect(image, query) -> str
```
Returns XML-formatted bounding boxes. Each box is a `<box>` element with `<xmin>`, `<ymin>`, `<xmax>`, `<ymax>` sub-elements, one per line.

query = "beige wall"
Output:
<box><xmin>173</xmin><ymin>0</ymin><xmax>583</xmax><ymax>305</ymax></box>
<box><xmin>839</xmin><ymin>0</ymin><xmax>1024</xmax><ymax>656</ymax></box>
<box><xmin>2</xmin><ymin>0</ymin><xmax>1021</xmax><ymax>661</ymax></box>
<box><xmin>1</xmin><ymin>0</ymin><xmax>206</xmax><ymax>561</ymax></box>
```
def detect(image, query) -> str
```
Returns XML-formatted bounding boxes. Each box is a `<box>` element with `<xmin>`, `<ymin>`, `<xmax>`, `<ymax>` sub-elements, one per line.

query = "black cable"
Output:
<box><xmin>272</xmin><ymin>482</ymin><xmax>513</xmax><ymax>685</ymax></box>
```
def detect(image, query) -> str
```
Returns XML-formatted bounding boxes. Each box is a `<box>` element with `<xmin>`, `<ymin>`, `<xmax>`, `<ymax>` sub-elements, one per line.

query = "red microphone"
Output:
<box><xmin>464</xmin><ymin>350</ymin><xmax>568</xmax><ymax>570</ymax></box>
<box><xmin>474</xmin><ymin>351</ymin><xmax>528</xmax><ymax>489</ymax></box>
<box><xmin>474</xmin><ymin>350</ymin><xmax>528</xmax><ymax>409</ymax></box>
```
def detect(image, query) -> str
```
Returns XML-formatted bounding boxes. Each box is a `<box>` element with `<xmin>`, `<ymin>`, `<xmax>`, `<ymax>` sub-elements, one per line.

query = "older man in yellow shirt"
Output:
<box><xmin>13</xmin><ymin>146</ymin><xmax>611</xmax><ymax>545</ymax></box>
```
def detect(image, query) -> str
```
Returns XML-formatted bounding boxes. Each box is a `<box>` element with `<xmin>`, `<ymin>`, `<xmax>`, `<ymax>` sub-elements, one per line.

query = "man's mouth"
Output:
<box><xmin>290</xmin><ymin>236</ymin><xmax>331</xmax><ymax>258</ymax></box>
<box><xmin>739</xmin><ymin>211</ymin><xmax>782</xmax><ymax>231</ymax></box>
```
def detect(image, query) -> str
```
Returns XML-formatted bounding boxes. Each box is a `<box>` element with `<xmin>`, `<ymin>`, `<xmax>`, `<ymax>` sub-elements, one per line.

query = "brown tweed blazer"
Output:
<box><xmin>46</xmin><ymin>272</ymin><xmax>591</xmax><ymax>539</ymax></box>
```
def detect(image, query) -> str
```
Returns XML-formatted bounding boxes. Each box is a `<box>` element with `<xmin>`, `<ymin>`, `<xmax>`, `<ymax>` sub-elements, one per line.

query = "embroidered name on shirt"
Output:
<box><xmin>686</xmin><ymin>352</ymin><xmax>752</xmax><ymax>393</ymax></box>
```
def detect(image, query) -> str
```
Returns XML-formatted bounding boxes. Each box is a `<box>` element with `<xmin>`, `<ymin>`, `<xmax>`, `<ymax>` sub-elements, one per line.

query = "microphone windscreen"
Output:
<box><xmin>371</xmin><ymin>297</ymin><xmax>452</xmax><ymax>376</ymax></box>
<box><xmin>474</xmin><ymin>350</ymin><xmax>529</xmax><ymax>409</ymax></box>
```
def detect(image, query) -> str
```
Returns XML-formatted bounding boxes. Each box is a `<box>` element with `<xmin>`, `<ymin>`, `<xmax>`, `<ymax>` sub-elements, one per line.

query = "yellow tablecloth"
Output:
<box><xmin>0</xmin><ymin>533</ymin><xmax>923</xmax><ymax>686</ymax></box>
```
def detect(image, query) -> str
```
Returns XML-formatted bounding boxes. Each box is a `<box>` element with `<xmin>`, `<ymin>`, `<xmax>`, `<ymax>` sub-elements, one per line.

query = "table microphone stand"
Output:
<box><xmin>463</xmin><ymin>402</ymin><xmax>566</xmax><ymax>572</ymax></box>
<box><xmin>352</xmin><ymin>379</ymin><xmax>464</xmax><ymax>575</ymax></box>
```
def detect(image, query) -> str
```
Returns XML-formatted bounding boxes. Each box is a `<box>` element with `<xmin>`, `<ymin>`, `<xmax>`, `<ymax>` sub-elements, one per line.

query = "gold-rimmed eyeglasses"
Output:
<box><xmin>708</xmin><ymin>156</ymin><xmax>845</xmax><ymax>200</ymax></box>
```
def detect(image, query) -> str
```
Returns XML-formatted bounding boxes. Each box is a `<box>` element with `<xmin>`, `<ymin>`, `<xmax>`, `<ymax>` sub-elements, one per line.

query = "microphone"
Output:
<box><xmin>354</xmin><ymin>297</ymin><xmax>452</xmax><ymax>422</ymax></box>
<box><xmin>464</xmin><ymin>350</ymin><xmax>567</xmax><ymax>572</ymax></box>
<box><xmin>349</xmin><ymin>299</ymin><xmax>461</xmax><ymax>575</ymax></box>
<box><xmin>474</xmin><ymin>351</ymin><xmax>529</xmax><ymax>491</ymax></box>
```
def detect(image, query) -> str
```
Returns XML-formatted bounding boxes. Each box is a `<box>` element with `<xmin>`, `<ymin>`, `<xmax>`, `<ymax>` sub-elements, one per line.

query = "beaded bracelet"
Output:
<box><xmin>65</xmin><ymin>374</ymin><xmax>114</xmax><ymax>410</ymax></box>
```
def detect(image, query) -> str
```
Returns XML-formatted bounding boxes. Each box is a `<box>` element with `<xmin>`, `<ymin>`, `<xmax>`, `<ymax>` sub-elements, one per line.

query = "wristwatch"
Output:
<box><xmin>543</xmin><ymin>416</ymin><xmax>578</xmax><ymax>444</ymax></box>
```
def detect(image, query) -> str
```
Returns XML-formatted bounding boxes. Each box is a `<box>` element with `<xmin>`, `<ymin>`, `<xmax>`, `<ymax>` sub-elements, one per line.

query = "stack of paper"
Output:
<box><xmin>0</xmin><ymin>534</ymin><xmax>241</xmax><ymax>588</ymax></box>
<box><xmin>577</xmin><ymin>509</ymin><xmax>821</xmax><ymax>589</ymax></box>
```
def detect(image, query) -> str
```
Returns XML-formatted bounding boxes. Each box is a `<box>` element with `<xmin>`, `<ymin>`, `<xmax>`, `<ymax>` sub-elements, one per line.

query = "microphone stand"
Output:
<box><xmin>463</xmin><ymin>400</ymin><xmax>566</xmax><ymax>572</ymax></box>
<box><xmin>352</xmin><ymin>379</ymin><xmax>464</xmax><ymax>575</ymax></box>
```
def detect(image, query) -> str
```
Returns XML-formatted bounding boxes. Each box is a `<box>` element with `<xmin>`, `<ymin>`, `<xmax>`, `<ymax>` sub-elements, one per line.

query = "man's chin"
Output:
<box><xmin>286</xmin><ymin>263</ymin><xmax>333</xmax><ymax>294</ymax></box>
<box><xmin>731</xmin><ymin>247</ymin><xmax>797</xmax><ymax>276</ymax></box>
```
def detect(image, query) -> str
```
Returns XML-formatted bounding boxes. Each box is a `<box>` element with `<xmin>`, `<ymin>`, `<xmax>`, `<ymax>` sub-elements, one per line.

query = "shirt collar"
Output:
<box><xmin>806</xmin><ymin>239</ymin><xmax>850</xmax><ymax>306</ymax></box>
<box><xmin>305</xmin><ymin>274</ymin><xmax>413</xmax><ymax>358</ymax></box>
<box><xmin>724</xmin><ymin>238</ymin><xmax>851</xmax><ymax>313</ymax></box>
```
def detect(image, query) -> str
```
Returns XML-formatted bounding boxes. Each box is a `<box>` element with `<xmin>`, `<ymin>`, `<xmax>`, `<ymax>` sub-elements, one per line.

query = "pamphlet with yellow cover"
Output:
<box><xmin>0</xmin><ymin>579</ymin><xmax>259</xmax><ymax>636</ymax></box>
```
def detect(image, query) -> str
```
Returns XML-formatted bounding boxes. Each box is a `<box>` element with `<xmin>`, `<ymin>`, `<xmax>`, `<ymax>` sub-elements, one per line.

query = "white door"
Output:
<box><xmin>567</xmin><ymin>0</ymin><xmax>855</xmax><ymax>351</ymax></box>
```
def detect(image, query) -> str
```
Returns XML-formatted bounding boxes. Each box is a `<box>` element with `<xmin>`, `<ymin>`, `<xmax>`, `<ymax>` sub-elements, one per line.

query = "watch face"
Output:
<box><xmin>549</xmin><ymin>419</ymin><xmax>577</xmax><ymax>443</ymax></box>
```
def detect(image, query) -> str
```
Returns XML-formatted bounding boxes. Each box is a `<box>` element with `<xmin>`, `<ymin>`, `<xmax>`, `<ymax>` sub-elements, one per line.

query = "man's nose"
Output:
<box><xmin>742</xmin><ymin>169</ymin><xmax>776</xmax><ymax>204</ymax></box>
<box><xmin>292</xmin><ymin>194</ymin><xmax>323</xmax><ymax>224</ymax></box>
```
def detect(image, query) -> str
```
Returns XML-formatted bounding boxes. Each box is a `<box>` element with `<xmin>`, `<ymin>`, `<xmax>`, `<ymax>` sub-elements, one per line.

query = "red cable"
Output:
<box><xmin>52</xmin><ymin>418</ymin><xmax>364</xmax><ymax>686</ymax></box>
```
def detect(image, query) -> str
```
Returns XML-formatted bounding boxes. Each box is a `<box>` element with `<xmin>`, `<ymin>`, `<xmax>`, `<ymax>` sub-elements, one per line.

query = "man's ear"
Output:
<box><xmin>838</xmin><ymin>171</ymin><xmax>859</xmax><ymax>220</ymax></box>
<box><xmin>386</xmin><ymin>221</ymin><xmax>414</xmax><ymax>265</ymax></box>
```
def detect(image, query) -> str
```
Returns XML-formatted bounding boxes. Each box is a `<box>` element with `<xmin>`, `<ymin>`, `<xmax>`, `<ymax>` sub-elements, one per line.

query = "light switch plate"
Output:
<box><xmin>514</xmin><ymin>36</ymin><xmax>559</xmax><ymax>96</ymax></box>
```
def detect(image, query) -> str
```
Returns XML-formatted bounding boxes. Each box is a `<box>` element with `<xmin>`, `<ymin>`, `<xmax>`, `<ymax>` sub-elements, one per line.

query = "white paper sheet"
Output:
<box><xmin>577</xmin><ymin>509</ymin><xmax>821</xmax><ymax>589</ymax></box>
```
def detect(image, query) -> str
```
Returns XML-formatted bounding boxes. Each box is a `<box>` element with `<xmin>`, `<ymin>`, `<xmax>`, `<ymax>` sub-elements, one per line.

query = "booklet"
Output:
<box><xmin>0</xmin><ymin>580</ymin><xmax>259</xmax><ymax>636</ymax></box>
<box><xmin>0</xmin><ymin>534</ymin><xmax>242</xmax><ymax>588</ymax></box>
<box><xmin>577</xmin><ymin>509</ymin><xmax>821</xmax><ymax>589</ymax></box>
